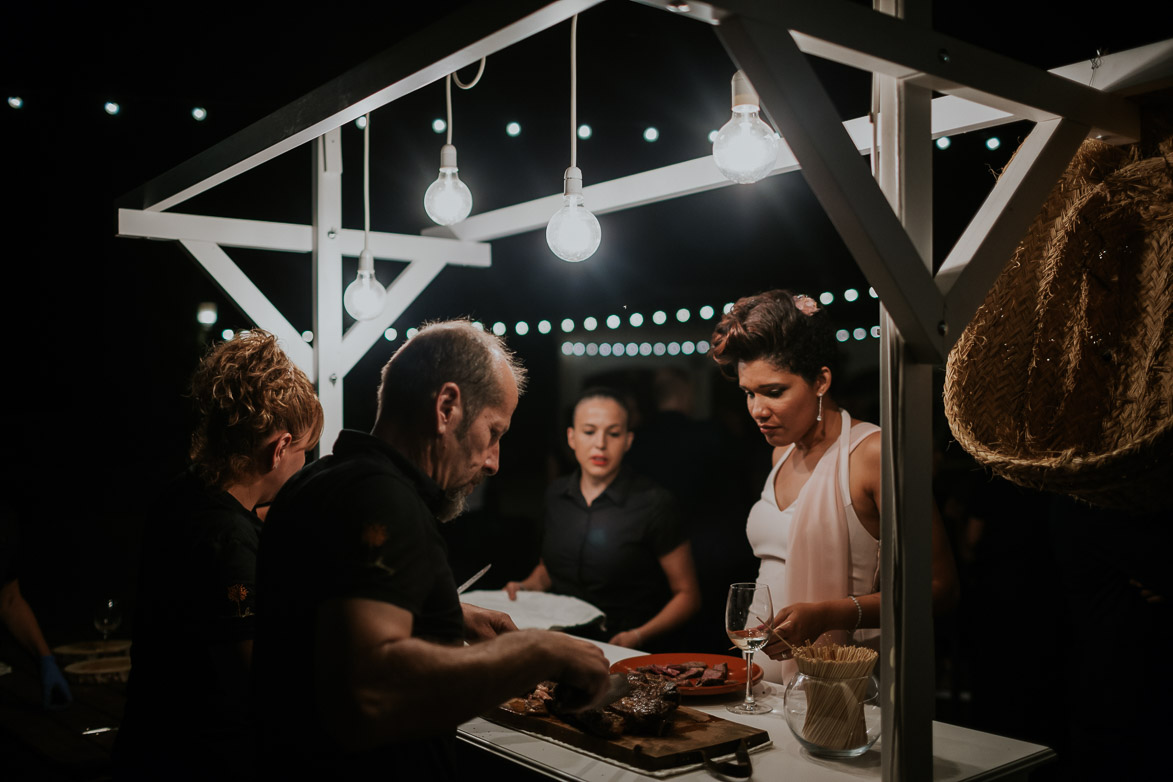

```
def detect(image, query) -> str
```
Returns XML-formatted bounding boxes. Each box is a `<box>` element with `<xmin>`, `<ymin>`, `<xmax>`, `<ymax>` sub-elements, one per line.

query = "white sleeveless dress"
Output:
<box><xmin>745</xmin><ymin>409</ymin><xmax>880</xmax><ymax>683</ymax></box>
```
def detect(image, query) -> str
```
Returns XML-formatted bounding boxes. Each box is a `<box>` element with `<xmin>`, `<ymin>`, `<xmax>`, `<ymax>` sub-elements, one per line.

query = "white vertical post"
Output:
<box><xmin>313</xmin><ymin>129</ymin><xmax>345</xmax><ymax>454</ymax></box>
<box><xmin>874</xmin><ymin>1</ymin><xmax>936</xmax><ymax>780</ymax></box>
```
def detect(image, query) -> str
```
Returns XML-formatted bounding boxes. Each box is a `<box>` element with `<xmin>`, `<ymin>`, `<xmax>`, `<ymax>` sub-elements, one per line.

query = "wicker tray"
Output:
<box><xmin>944</xmin><ymin>128</ymin><xmax>1173</xmax><ymax>512</ymax></box>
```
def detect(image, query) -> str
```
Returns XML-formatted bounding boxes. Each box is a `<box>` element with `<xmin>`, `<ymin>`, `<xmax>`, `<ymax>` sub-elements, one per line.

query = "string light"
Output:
<box><xmin>712</xmin><ymin>71</ymin><xmax>778</xmax><ymax>184</ymax></box>
<box><xmin>343</xmin><ymin>112</ymin><xmax>386</xmax><ymax>321</ymax></box>
<box><xmin>546</xmin><ymin>15</ymin><xmax>601</xmax><ymax>262</ymax></box>
<box><xmin>424</xmin><ymin>64</ymin><xmax>482</xmax><ymax>226</ymax></box>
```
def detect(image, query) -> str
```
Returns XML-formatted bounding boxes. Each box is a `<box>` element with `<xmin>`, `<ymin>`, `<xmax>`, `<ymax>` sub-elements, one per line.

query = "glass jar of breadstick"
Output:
<box><xmin>782</xmin><ymin>642</ymin><xmax>880</xmax><ymax>758</ymax></box>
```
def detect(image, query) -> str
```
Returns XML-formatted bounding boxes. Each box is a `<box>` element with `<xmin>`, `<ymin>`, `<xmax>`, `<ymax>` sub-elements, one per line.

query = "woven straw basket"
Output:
<box><xmin>944</xmin><ymin>124</ymin><xmax>1173</xmax><ymax>512</ymax></box>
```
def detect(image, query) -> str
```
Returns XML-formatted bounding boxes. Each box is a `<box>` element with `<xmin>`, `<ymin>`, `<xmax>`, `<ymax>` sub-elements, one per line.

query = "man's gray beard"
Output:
<box><xmin>437</xmin><ymin>488</ymin><xmax>468</xmax><ymax>523</ymax></box>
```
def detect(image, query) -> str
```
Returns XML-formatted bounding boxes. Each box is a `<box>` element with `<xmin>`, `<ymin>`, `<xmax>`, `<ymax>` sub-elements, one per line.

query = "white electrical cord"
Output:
<box><xmin>446</xmin><ymin>57</ymin><xmax>487</xmax><ymax>146</ymax></box>
<box><xmin>570</xmin><ymin>14</ymin><xmax>578</xmax><ymax>169</ymax></box>
<box><xmin>453</xmin><ymin>57</ymin><xmax>486</xmax><ymax>89</ymax></box>
<box><xmin>363</xmin><ymin>112</ymin><xmax>371</xmax><ymax>256</ymax></box>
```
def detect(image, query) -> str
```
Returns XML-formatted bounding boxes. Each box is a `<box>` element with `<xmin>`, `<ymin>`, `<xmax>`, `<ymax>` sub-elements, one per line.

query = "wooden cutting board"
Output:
<box><xmin>485</xmin><ymin>703</ymin><xmax>770</xmax><ymax>773</ymax></box>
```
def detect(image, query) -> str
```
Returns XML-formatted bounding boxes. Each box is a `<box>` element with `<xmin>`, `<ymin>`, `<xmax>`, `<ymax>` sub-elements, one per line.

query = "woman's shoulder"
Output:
<box><xmin>844</xmin><ymin>424</ymin><xmax>882</xmax><ymax>473</ymax></box>
<box><xmin>848</xmin><ymin>418</ymin><xmax>881</xmax><ymax>446</ymax></box>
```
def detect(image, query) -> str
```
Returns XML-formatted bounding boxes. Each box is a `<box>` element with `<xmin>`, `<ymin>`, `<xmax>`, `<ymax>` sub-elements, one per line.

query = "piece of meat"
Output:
<box><xmin>699</xmin><ymin>662</ymin><xmax>729</xmax><ymax>685</ymax></box>
<box><xmin>675</xmin><ymin>667</ymin><xmax>705</xmax><ymax>681</ymax></box>
<box><xmin>607</xmin><ymin>673</ymin><xmax>681</xmax><ymax>735</ymax></box>
<box><xmin>639</xmin><ymin>663</ymin><xmax>680</xmax><ymax>677</ymax></box>
<box><xmin>667</xmin><ymin>661</ymin><xmax>709</xmax><ymax>671</ymax></box>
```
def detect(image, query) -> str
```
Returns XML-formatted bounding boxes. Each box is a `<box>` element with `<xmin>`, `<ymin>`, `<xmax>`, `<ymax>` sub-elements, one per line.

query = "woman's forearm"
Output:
<box><xmin>634</xmin><ymin>588</ymin><xmax>701</xmax><ymax>642</ymax></box>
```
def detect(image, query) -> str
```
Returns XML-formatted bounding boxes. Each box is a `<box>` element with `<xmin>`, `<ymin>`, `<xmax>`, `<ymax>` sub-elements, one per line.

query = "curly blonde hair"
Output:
<box><xmin>189</xmin><ymin>330</ymin><xmax>323</xmax><ymax>488</ymax></box>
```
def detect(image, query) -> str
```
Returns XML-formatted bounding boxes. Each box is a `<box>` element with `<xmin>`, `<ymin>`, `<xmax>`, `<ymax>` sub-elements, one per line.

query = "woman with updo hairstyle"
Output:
<box><xmin>116</xmin><ymin>330</ymin><xmax>323</xmax><ymax>781</ymax></box>
<box><xmin>711</xmin><ymin>290</ymin><xmax>957</xmax><ymax>683</ymax></box>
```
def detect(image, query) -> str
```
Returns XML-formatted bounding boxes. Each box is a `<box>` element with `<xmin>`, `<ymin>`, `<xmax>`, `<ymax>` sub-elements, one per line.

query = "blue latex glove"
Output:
<box><xmin>40</xmin><ymin>654</ymin><xmax>72</xmax><ymax>710</ymax></box>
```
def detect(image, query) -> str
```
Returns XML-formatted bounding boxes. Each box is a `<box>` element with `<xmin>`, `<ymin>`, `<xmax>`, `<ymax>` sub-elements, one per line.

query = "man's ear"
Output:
<box><xmin>268</xmin><ymin>432</ymin><xmax>294</xmax><ymax>470</ymax></box>
<box><xmin>435</xmin><ymin>382</ymin><xmax>462</xmax><ymax>435</ymax></box>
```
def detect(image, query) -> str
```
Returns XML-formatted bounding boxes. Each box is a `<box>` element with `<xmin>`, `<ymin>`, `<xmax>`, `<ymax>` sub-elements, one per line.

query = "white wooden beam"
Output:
<box><xmin>718</xmin><ymin>0</ymin><xmax>1140</xmax><ymax>143</ymax></box>
<box><xmin>118</xmin><ymin>209</ymin><xmax>490</xmax><ymax>266</ymax></box>
<box><xmin>124</xmin><ymin>0</ymin><xmax>604</xmax><ymax>213</ymax></box>
<box><xmin>313</xmin><ymin>130</ymin><xmax>346</xmax><ymax>452</ymax></box>
<box><xmin>937</xmin><ymin>118</ymin><xmax>1090</xmax><ymax>350</ymax></box>
<box><xmin>178</xmin><ymin>239</ymin><xmax>313</xmax><ymax>376</ymax></box>
<box><xmin>424</xmin><ymin>42</ymin><xmax>1167</xmax><ymax>244</ymax></box>
<box><xmin>718</xmin><ymin>15</ymin><xmax>945</xmax><ymax>361</ymax></box>
<box><xmin>872</xmin><ymin>0</ymin><xmax>936</xmax><ymax>771</ymax></box>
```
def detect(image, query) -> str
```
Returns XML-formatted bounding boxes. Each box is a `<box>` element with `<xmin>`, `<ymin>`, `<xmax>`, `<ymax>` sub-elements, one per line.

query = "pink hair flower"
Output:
<box><xmin>793</xmin><ymin>295</ymin><xmax>819</xmax><ymax>316</ymax></box>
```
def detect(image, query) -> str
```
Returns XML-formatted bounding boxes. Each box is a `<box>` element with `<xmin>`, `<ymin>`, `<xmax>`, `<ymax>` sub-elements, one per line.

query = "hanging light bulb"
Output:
<box><xmin>424</xmin><ymin>143</ymin><xmax>472</xmax><ymax>225</ymax></box>
<box><xmin>344</xmin><ymin>113</ymin><xmax>386</xmax><ymax>321</ymax></box>
<box><xmin>424</xmin><ymin>70</ymin><xmax>480</xmax><ymax>226</ymax></box>
<box><xmin>547</xmin><ymin>14</ymin><xmax>601</xmax><ymax>263</ymax></box>
<box><xmin>712</xmin><ymin>70</ymin><xmax>779</xmax><ymax>184</ymax></box>
<box><xmin>344</xmin><ymin>249</ymin><xmax>386</xmax><ymax>320</ymax></box>
<box><xmin>547</xmin><ymin>166</ymin><xmax>601</xmax><ymax>262</ymax></box>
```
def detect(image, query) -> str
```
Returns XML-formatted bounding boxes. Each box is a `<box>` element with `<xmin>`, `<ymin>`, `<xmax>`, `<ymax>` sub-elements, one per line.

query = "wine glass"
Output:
<box><xmin>94</xmin><ymin>598</ymin><xmax>122</xmax><ymax>643</ymax></box>
<box><xmin>725</xmin><ymin>582</ymin><xmax>773</xmax><ymax>715</ymax></box>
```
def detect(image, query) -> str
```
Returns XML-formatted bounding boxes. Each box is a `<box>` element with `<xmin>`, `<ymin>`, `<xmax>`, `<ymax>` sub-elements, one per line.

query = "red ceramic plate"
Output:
<box><xmin>609</xmin><ymin>652</ymin><xmax>763</xmax><ymax>697</ymax></box>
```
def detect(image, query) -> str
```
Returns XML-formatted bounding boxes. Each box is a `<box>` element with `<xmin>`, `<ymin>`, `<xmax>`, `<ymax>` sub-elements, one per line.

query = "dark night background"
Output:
<box><xmin>2</xmin><ymin>1</ymin><xmax>1168</xmax><ymax>778</ymax></box>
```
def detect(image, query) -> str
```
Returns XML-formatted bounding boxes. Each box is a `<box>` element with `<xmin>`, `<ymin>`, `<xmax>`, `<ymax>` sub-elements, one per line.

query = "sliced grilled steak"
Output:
<box><xmin>699</xmin><ymin>662</ymin><xmax>729</xmax><ymax>685</ymax></box>
<box><xmin>545</xmin><ymin>672</ymin><xmax>681</xmax><ymax>738</ymax></box>
<box><xmin>607</xmin><ymin>672</ymin><xmax>681</xmax><ymax>735</ymax></box>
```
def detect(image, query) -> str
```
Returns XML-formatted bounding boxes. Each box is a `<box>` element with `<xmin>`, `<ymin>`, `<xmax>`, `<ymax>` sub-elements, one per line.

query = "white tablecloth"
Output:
<box><xmin>458</xmin><ymin>640</ymin><xmax>1055</xmax><ymax>781</ymax></box>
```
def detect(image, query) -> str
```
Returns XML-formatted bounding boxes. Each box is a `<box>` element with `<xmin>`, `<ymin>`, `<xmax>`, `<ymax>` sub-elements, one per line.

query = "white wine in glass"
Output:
<box><xmin>94</xmin><ymin>598</ymin><xmax>122</xmax><ymax>643</ymax></box>
<box><xmin>725</xmin><ymin>582</ymin><xmax>773</xmax><ymax>715</ymax></box>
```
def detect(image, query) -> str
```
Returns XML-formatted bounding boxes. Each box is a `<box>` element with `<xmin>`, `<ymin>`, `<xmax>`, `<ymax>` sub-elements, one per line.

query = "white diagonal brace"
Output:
<box><xmin>126</xmin><ymin>0</ymin><xmax>604</xmax><ymax>214</ymax></box>
<box><xmin>118</xmin><ymin>209</ymin><xmax>489</xmax><ymax>266</ymax></box>
<box><xmin>717</xmin><ymin>0</ymin><xmax>1140</xmax><ymax>143</ymax></box>
<box><xmin>339</xmin><ymin>260</ymin><xmax>448</xmax><ymax>376</ymax></box>
<box><xmin>178</xmin><ymin>239</ymin><xmax>314</xmax><ymax>377</ymax></box>
<box><xmin>937</xmin><ymin>118</ymin><xmax>1090</xmax><ymax>350</ymax></box>
<box><xmin>718</xmin><ymin>15</ymin><xmax>945</xmax><ymax>361</ymax></box>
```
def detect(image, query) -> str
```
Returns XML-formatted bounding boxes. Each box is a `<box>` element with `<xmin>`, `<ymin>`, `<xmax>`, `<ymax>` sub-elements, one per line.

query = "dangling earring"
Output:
<box><xmin>816</xmin><ymin>393</ymin><xmax>824</xmax><ymax>422</ymax></box>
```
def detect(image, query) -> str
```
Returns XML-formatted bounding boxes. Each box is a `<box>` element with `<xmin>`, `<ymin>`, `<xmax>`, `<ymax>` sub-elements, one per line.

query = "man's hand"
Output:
<box><xmin>539</xmin><ymin>632</ymin><xmax>611</xmax><ymax>712</ymax></box>
<box><xmin>461</xmin><ymin>603</ymin><xmax>517</xmax><ymax>642</ymax></box>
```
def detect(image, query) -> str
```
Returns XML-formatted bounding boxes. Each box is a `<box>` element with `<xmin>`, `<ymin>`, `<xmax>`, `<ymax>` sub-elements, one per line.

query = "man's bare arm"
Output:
<box><xmin>314</xmin><ymin>598</ymin><xmax>610</xmax><ymax>750</ymax></box>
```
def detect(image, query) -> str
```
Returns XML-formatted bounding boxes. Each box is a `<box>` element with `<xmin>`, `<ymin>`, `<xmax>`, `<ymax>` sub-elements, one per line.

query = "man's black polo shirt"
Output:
<box><xmin>542</xmin><ymin>467</ymin><xmax>684</xmax><ymax>636</ymax></box>
<box><xmin>254</xmin><ymin>430</ymin><xmax>463</xmax><ymax>778</ymax></box>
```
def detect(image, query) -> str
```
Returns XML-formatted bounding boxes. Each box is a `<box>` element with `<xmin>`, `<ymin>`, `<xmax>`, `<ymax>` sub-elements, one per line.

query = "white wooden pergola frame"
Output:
<box><xmin>117</xmin><ymin>1</ymin><xmax>1171</xmax><ymax>778</ymax></box>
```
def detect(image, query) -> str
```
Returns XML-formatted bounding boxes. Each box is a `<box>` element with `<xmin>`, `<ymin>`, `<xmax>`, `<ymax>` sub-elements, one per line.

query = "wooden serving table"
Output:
<box><xmin>458</xmin><ymin>640</ymin><xmax>1055</xmax><ymax>781</ymax></box>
